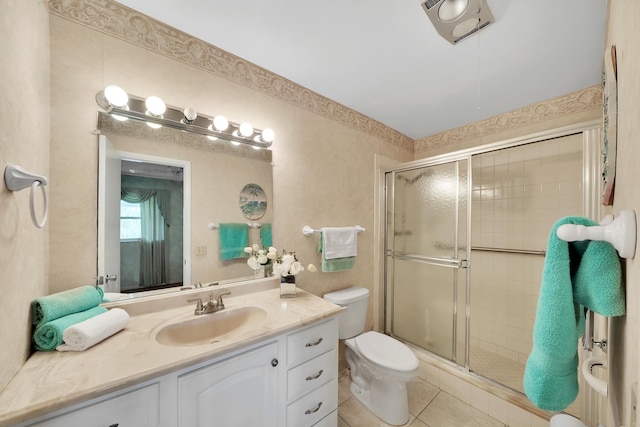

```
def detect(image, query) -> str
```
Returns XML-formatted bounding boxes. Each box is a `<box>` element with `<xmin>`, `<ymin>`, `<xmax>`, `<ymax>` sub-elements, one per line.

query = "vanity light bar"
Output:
<box><xmin>95</xmin><ymin>87</ymin><xmax>274</xmax><ymax>149</ymax></box>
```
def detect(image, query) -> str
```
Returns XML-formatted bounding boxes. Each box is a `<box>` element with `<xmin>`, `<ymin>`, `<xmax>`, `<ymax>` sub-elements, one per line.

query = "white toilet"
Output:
<box><xmin>324</xmin><ymin>287</ymin><xmax>419</xmax><ymax>425</ymax></box>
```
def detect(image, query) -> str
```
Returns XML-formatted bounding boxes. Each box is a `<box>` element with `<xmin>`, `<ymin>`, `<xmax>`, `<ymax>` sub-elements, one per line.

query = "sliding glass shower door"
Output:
<box><xmin>385</xmin><ymin>159</ymin><xmax>470</xmax><ymax>365</ymax></box>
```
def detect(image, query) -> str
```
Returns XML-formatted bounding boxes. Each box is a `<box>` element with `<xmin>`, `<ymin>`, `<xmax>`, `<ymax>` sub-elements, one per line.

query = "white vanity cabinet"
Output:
<box><xmin>22</xmin><ymin>383</ymin><xmax>160</xmax><ymax>427</ymax></box>
<box><xmin>178</xmin><ymin>341</ymin><xmax>280</xmax><ymax>427</ymax></box>
<box><xmin>16</xmin><ymin>316</ymin><xmax>338</xmax><ymax>427</ymax></box>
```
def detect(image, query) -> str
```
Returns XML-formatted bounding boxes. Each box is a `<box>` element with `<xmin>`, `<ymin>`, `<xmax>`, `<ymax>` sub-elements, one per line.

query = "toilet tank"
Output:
<box><xmin>323</xmin><ymin>287</ymin><xmax>369</xmax><ymax>339</ymax></box>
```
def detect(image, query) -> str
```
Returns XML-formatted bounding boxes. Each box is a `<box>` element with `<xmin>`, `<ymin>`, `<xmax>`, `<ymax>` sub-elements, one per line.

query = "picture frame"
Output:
<box><xmin>602</xmin><ymin>45</ymin><xmax>618</xmax><ymax>206</ymax></box>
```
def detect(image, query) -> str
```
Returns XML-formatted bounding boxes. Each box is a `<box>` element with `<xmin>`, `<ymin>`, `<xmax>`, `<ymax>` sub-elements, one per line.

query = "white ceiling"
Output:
<box><xmin>114</xmin><ymin>0</ymin><xmax>607</xmax><ymax>140</ymax></box>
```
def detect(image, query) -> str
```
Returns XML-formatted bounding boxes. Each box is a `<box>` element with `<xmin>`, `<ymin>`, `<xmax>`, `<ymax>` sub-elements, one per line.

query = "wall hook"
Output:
<box><xmin>4</xmin><ymin>164</ymin><xmax>49</xmax><ymax>229</ymax></box>
<box><xmin>556</xmin><ymin>210</ymin><xmax>636</xmax><ymax>259</ymax></box>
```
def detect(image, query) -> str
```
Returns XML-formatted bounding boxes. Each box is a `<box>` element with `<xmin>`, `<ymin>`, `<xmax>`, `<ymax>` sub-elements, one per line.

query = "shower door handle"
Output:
<box><xmin>392</xmin><ymin>251</ymin><xmax>465</xmax><ymax>269</ymax></box>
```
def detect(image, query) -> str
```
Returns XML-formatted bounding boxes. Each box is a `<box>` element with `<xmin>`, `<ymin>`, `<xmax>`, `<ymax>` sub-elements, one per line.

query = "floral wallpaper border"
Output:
<box><xmin>48</xmin><ymin>0</ymin><xmax>602</xmax><ymax>157</ymax></box>
<box><xmin>414</xmin><ymin>85</ymin><xmax>602</xmax><ymax>155</ymax></box>
<box><xmin>48</xmin><ymin>0</ymin><xmax>414</xmax><ymax>153</ymax></box>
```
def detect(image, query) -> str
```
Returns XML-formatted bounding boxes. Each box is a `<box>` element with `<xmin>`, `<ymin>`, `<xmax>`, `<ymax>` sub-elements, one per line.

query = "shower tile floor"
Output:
<box><xmin>337</xmin><ymin>370</ymin><xmax>507</xmax><ymax>427</ymax></box>
<box><xmin>469</xmin><ymin>346</ymin><xmax>526</xmax><ymax>394</ymax></box>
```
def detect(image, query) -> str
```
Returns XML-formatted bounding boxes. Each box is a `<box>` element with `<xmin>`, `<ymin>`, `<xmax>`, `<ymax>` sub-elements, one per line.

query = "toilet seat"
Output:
<box><xmin>354</xmin><ymin>331</ymin><xmax>419</xmax><ymax>373</ymax></box>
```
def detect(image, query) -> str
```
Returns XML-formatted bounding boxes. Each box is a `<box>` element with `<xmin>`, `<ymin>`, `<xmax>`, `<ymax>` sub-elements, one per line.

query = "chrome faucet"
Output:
<box><xmin>187</xmin><ymin>292</ymin><xmax>231</xmax><ymax>315</ymax></box>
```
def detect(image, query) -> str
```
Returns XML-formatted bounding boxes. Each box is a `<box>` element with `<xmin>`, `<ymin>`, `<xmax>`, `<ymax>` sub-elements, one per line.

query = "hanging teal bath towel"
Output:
<box><xmin>32</xmin><ymin>285</ymin><xmax>104</xmax><ymax>326</ymax></box>
<box><xmin>219</xmin><ymin>223</ymin><xmax>249</xmax><ymax>260</ymax></box>
<box><xmin>523</xmin><ymin>216</ymin><xmax>625</xmax><ymax>411</ymax></box>
<box><xmin>260</xmin><ymin>223</ymin><xmax>273</xmax><ymax>248</ymax></box>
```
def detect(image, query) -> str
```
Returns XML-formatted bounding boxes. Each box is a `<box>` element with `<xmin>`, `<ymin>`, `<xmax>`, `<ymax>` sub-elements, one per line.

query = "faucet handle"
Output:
<box><xmin>216</xmin><ymin>292</ymin><xmax>231</xmax><ymax>308</ymax></box>
<box><xmin>187</xmin><ymin>297</ymin><xmax>204</xmax><ymax>314</ymax></box>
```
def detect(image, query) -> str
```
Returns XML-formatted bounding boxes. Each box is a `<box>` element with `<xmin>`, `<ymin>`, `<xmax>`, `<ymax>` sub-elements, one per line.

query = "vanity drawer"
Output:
<box><xmin>287</xmin><ymin>349</ymin><xmax>336</xmax><ymax>402</ymax></box>
<box><xmin>287</xmin><ymin>318</ymin><xmax>337</xmax><ymax>367</ymax></box>
<box><xmin>286</xmin><ymin>378</ymin><xmax>337</xmax><ymax>427</ymax></box>
<box><xmin>313</xmin><ymin>409</ymin><xmax>338</xmax><ymax>427</ymax></box>
<box><xmin>25</xmin><ymin>383</ymin><xmax>159</xmax><ymax>427</ymax></box>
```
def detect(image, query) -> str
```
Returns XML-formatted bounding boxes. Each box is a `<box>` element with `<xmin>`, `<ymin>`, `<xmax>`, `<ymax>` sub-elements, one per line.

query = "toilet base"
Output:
<box><xmin>347</xmin><ymin>366</ymin><xmax>411</xmax><ymax>426</ymax></box>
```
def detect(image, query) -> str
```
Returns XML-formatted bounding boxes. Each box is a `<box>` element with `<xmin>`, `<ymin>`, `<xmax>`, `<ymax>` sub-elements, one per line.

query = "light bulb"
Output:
<box><xmin>183</xmin><ymin>107</ymin><xmax>197</xmax><ymax>122</ymax></box>
<box><xmin>206</xmin><ymin>124</ymin><xmax>218</xmax><ymax>141</ymax></box>
<box><xmin>145</xmin><ymin>96</ymin><xmax>166</xmax><ymax>116</ymax></box>
<box><xmin>213</xmin><ymin>115</ymin><xmax>229</xmax><ymax>131</ymax></box>
<box><xmin>112</xmin><ymin>114</ymin><xmax>128</xmax><ymax>122</ymax></box>
<box><xmin>261</xmin><ymin>128</ymin><xmax>275</xmax><ymax>143</ymax></box>
<box><xmin>104</xmin><ymin>85</ymin><xmax>128</xmax><ymax>108</ymax></box>
<box><xmin>438</xmin><ymin>0</ymin><xmax>469</xmax><ymax>22</ymax></box>
<box><xmin>239</xmin><ymin>122</ymin><xmax>253</xmax><ymax>137</ymax></box>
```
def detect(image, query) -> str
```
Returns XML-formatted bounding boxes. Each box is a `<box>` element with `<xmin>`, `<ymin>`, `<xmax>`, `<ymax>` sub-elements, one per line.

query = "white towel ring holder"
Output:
<box><xmin>29</xmin><ymin>180</ymin><xmax>48</xmax><ymax>229</ymax></box>
<box><xmin>4</xmin><ymin>164</ymin><xmax>49</xmax><ymax>229</ymax></box>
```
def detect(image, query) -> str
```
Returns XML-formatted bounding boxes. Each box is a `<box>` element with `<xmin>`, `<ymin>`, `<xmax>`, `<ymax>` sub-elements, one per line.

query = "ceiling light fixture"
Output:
<box><xmin>421</xmin><ymin>0</ymin><xmax>494</xmax><ymax>45</ymax></box>
<box><xmin>95</xmin><ymin>87</ymin><xmax>274</xmax><ymax>149</ymax></box>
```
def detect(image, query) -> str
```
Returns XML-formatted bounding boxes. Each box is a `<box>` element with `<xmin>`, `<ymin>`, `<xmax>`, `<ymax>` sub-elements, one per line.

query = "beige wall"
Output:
<box><xmin>46</xmin><ymin>2</ymin><xmax>413</xmax><ymax>336</ymax></box>
<box><xmin>606</xmin><ymin>1</ymin><xmax>640</xmax><ymax>426</ymax></box>
<box><xmin>0</xmin><ymin>0</ymin><xmax>50</xmax><ymax>391</ymax></box>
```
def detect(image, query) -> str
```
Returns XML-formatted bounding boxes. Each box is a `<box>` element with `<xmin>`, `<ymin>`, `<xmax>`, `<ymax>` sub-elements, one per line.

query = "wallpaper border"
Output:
<box><xmin>47</xmin><ymin>0</ymin><xmax>414</xmax><ymax>153</ymax></box>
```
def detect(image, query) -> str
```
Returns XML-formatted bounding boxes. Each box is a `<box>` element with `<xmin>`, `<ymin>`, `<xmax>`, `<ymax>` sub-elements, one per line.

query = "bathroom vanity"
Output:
<box><xmin>0</xmin><ymin>283</ymin><xmax>341</xmax><ymax>427</ymax></box>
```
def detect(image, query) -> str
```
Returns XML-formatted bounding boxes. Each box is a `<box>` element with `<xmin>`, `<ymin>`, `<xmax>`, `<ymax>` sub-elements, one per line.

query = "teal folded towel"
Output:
<box><xmin>260</xmin><ymin>223</ymin><xmax>273</xmax><ymax>248</ymax></box>
<box><xmin>33</xmin><ymin>306</ymin><xmax>108</xmax><ymax>351</ymax></box>
<box><xmin>219</xmin><ymin>223</ymin><xmax>249</xmax><ymax>260</ymax></box>
<box><xmin>524</xmin><ymin>216</ymin><xmax>624</xmax><ymax>411</ymax></box>
<box><xmin>32</xmin><ymin>285</ymin><xmax>104</xmax><ymax>326</ymax></box>
<box><xmin>318</xmin><ymin>233</ymin><xmax>355</xmax><ymax>272</ymax></box>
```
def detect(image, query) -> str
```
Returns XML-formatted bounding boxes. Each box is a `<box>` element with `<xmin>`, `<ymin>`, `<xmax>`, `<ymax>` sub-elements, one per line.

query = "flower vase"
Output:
<box><xmin>254</xmin><ymin>264</ymin><xmax>273</xmax><ymax>279</ymax></box>
<box><xmin>280</xmin><ymin>275</ymin><xmax>296</xmax><ymax>298</ymax></box>
<box><xmin>254</xmin><ymin>266</ymin><xmax>266</xmax><ymax>279</ymax></box>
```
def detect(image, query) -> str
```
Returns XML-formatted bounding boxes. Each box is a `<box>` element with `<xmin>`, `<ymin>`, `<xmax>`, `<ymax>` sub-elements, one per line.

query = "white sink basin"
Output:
<box><xmin>154</xmin><ymin>306</ymin><xmax>268</xmax><ymax>346</ymax></box>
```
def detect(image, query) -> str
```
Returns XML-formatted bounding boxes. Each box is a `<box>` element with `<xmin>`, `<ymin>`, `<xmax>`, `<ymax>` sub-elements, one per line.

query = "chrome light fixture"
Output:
<box><xmin>421</xmin><ymin>0</ymin><xmax>494</xmax><ymax>45</ymax></box>
<box><xmin>95</xmin><ymin>87</ymin><xmax>274</xmax><ymax>149</ymax></box>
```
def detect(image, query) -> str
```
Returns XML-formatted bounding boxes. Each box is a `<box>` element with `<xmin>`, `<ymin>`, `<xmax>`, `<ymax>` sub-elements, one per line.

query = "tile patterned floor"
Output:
<box><xmin>337</xmin><ymin>370</ymin><xmax>507</xmax><ymax>427</ymax></box>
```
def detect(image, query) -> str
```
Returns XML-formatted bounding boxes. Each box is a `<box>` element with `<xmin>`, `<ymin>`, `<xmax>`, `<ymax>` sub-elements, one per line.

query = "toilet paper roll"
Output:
<box><xmin>581</xmin><ymin>356</ymin><xmax>608</xmax><ymax>397</ymax></box>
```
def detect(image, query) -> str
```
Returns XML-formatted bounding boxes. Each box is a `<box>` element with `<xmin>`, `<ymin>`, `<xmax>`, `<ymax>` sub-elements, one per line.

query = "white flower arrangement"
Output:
<box><xmin>244</xmin><ymin>245</ymin><xmax>317</xmax><ymax>277</ymax></box>
<box><xmin>244</xmin><ymin>244</ymin><xmax>274</xmax><ymax>271</ymax></box>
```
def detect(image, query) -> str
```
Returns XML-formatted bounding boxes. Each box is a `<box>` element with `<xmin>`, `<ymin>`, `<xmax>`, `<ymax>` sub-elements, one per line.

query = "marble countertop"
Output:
<box><xmin>0</xmin><ymin>286</ymin><xmax>342</xmax><ymax>426</ymax></box>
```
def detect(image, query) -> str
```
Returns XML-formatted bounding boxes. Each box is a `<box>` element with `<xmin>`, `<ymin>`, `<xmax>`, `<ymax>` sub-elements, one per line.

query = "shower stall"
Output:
<box><xmin>384</xmin><ymin>128</ymin><xmax>601</xmax><ymax>418</ymax></box>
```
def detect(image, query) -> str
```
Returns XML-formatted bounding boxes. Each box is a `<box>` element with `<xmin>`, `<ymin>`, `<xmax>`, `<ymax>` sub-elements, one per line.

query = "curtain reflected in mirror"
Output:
<box><xmin>119</xmin><ymin>162</ymin><xmax>184</xmax><ymax>292</ymax></box>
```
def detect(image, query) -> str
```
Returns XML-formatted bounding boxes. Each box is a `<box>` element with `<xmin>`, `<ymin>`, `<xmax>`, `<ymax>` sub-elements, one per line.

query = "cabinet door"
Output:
<box><xmin>179</xmin><ymin>342</ymin><xmax>280</xmax><ymax>427</ymax></box>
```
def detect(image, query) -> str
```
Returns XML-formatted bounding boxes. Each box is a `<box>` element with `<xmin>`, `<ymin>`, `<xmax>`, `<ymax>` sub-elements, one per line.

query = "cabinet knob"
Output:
<box><xmin>305</xmin><ymin>337</ymin><xmax>323</xmax><ymax>347</ymax></box>
<box><xmin>271</xmin><ymin>358</ymin><xmax>279</xmax><ymax>367</ymax></box>
<box><xmin>108</xmin><ymin>424</ymin><xmax>119</xmax><ymax>427</ymax></box>
<box><xmin>304</xmin><ymin>401</ymin><xmax>323</xmax><ymax>415</ymax></box>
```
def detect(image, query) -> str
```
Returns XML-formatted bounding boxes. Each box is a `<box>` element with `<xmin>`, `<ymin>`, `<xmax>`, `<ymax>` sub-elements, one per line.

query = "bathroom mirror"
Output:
<box><xmin>97</xmin><ymin>112</ymin><xmax>273</xmax><ymax>297</ymax></box>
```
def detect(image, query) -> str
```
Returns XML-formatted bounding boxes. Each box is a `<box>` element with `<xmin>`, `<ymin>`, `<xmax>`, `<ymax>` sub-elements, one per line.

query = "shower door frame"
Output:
<box><xmin>383</xmin><ymin>119</ymin><xmax>603</xmax><ymax>378</ymax></box>
<box><xmin>385</xmin><ymin>153</ymin><xmax>472</xmax><ymax>367</ymax></box>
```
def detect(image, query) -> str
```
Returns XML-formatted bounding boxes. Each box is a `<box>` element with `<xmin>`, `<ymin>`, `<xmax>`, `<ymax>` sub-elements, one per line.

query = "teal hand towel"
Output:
<box><xmin>524</xmin><ymin>216</ymin><xmax>624</xmax><ymax>411</ymax></box>
<box><xmin>32</xmin><ymin>285</ymin><xmax>104</xmax><ymax>326</ymax></box>
<box><xmin>219</xmin><ymin>223</ymin><xmax>249</xmax><ymax>260</ymax></box>
<box><xmin>33</xmin><ymin>306</ymin><xmax>108</xmax><ymax>351</ymax></box>
<box><xmin>318</xmin><ymin>233</ymin><xmax>355</xmax><ymax>272</ymax></box>
<box><xmin>260</xmin><ymin>223</ymin><xmax>273</xmax><ymax>248</ymax></box>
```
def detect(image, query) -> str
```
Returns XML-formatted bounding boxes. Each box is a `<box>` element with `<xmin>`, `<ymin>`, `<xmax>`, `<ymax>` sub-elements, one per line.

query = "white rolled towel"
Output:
<box><xmin>56</xmin><ymin>308</ymin><xmax>130</xmax><ymax>352</ymax></box>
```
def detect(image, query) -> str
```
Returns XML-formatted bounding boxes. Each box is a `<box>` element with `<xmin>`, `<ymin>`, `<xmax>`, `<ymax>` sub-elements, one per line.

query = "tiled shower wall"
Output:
<box><xmin>469</xmin><ymin>133</ymin><xmax>584</xmax><ymax>366</ymax></box>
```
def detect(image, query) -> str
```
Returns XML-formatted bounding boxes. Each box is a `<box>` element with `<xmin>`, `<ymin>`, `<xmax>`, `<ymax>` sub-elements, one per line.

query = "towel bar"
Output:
<box><xmin>302</xmin><ymin>225</ymin><xmax>365</xmax><ymax>237</ymax></box>
<box><xmin>208</xmin><ymin>222</ymin><xmax>262</xmax><ymax>230</ymax></box>
<box><xmin>556</xmin><ymin>210</ymin><xmax>636</xmax><ymax>259</ymax></box>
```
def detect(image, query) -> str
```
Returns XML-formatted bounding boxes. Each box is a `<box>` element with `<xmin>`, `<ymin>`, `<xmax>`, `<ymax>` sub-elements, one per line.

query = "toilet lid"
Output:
<box><xmin>354</xmin><ymin>331</ymin><xmax>419</xmax><ymax>372</ymax></box>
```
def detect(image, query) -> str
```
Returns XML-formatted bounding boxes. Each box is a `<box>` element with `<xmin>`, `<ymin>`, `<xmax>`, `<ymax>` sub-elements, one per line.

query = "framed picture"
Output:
<box><xmin>239</xmin><ymin>183</ymin><xmax>267</xmax><ymax>220</ymax></box>
<box><xmin>602</xmin><ymin>45</ymin><xmax>618</xmax><ymax>206</ymax></box>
